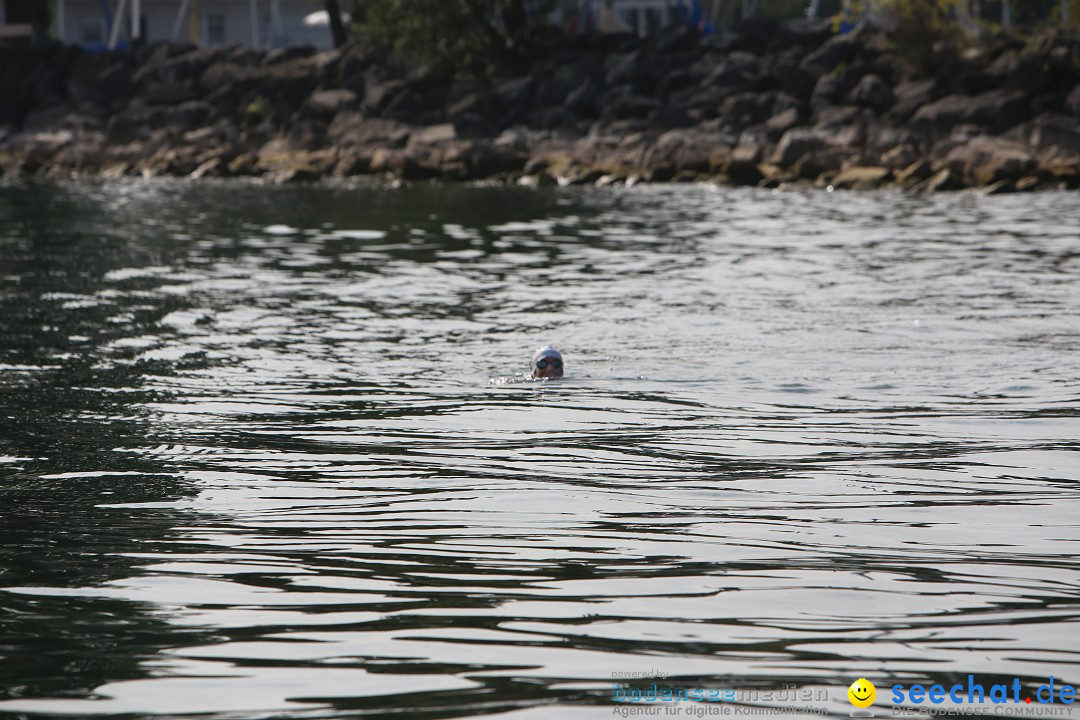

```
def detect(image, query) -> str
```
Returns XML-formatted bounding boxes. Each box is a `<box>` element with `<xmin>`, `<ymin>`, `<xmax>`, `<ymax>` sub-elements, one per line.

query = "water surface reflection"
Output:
<box><xmin>1</xmin><ymin>180</ymin><xmax>1078</xmax><ymax>719</ymax></box>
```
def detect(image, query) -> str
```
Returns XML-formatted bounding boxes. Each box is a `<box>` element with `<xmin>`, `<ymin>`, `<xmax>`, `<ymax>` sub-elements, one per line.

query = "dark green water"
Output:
<box><xmin>1</xmin><ymin>179</ymin><xmax>1079</xmax><ymax>719</ymax></box>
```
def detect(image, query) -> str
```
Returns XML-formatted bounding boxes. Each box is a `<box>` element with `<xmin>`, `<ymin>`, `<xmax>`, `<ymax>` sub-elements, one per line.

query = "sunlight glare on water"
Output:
<box><xmin>1</xmin><ymin>180</ymin><xmax>1079</xmax><ymax>719</ymax></box>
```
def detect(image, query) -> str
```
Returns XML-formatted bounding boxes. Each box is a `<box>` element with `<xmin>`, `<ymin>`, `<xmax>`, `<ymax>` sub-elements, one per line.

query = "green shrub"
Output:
<box><xmin>838</xmin><ymin>0</ymin><xmax>963</xmax><ymax>77</ymax></box>
<box><xmin>352</xmin><ymin>0</ymin><xmax>557</xmax><ymax>71</ymax></box>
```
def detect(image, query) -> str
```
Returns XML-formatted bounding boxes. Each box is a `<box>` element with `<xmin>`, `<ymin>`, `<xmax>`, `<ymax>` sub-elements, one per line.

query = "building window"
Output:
<box><xmin>207</xmin><ymin>13</ymin><xmax>225</xmax><ymax>44</ymax></box>
<box><xmin>80</xmin><ymin>15</ymin><xmax>102</xmax><ymax>44</ymax></box>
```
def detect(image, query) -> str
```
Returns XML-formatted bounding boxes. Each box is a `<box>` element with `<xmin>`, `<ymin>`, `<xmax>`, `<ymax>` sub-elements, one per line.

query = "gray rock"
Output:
<box><xmin>263</xmin><ymin>46</ymin><xmax>316</xmax><ymax>66</ymax></box>
<box><xmin>831</xmin><ymin>165</ymin><xmax>892</xmax><ymax>189</ymax></box>
<box><xmin>449</xmin><ymin>90</ymin><xmax>497</xmax><ymax>123</ymax></box>
<box><xmin>464</xmin><ymin>141</ymin><xmax>527</xmax><ymax>178</ymax></box>
<box><xmin>327</xmin><ymin>113</ymin><xmax>408</xmax><ymax>147</ymax></box>
<box><xmin>701</xmin><ymin>51</ymin><xmax>761</xmax><ymax>89</ymax></box>
<box><xmin>305</xmin><ymin>89</ymin><xmax>359</xmax><ymax>118</ymax></box>
<box><xmin>811</xmin><ymin>74</ymin><xmax>847</xmax><ymax>108</ymax></box>
<box><xmin>198</xmin><ymin>63</ymin><xmax>249</xmax><ymax>94</ymax></box>
<box><xmin>772</xmin><ymin>127</ymin><xmax>833</xmax><ymax>166</ymax></box>
<box><xmin>605</xmin><ymin>50</ymin><xmax>645</xmax><ymax>87</ymax></box>
<box><xmin>565</xmin><ymin>78</ymin><xmax>599</xmax><ymax>115</ymax></box>
<box><xmin>764</xmin><ymin>107</ymin><xmax>802</xmax><ymax>140</ymax></box>
<box><xmin>793</xmin><ymin>147</ymin><xmax>856</xmax><ymax>179</ymax></box>
<box><xmin>643</xmin><ymin>129</ymin><xmax>731</xmax><ymax>174</ymax></box>
<box><xmin>849</xmin><ymin>74</ymin><xmax>894</xmax><ymax>113</ymax></box>
<box><xmin>889</xmin><ymin>79</ymin><xmax>939</xmax><ymax>121</ymax></box>
<box><xmin>802</xmin><ymin>35</ymin><xmax>857</xmax><ymax>73</ymax></box>
<box><xmin>783</xmin><ymin>65</ymin><xmax>824</xmax><ymax>102</ymax></box>
<box><xmin>408</xmin><ymin>123</ymin><xmax>457</xmax><ymax>147</ymax></box>
<box><xmin>453</xmin><ymin>113</ymin><xmax>496</xmax><ymax>139</ymax></box>
<box><xmin>362</xmin><ymin>79</ymin><xmax>405</xmax><ymax>116</ymax></box>
<box><xmin>1065</xmin><ymin>85</ymin><xmax>1080</xmax><ymax>118</ymax></box>
<box><xmin>911</xmin><ymin>90</ymin><xmax>1032</xmax><ymax>140</ymax></box>
<box><xmin>494</xmin><ymin>76</ymin><xmax>535</xmax><ymax>111</ymax></box>
<box><xmin>1027</xmin><ymin>114</ymin><xmax>1080</xmax><ymax>155</ymax></box>
<box><xmin>612</xmin><ymin>94</ymin><xmax>663</xmax><ymax>120</ymax></box>
<box><xmin>943</xmin><ymin>135</ymin><xmax>1036</xmax><ymax>185</ymax></box>
<box><xmin>916</xmin><ymin>167</ymin><xmax>964</xmax><ymax>192</ymax></box>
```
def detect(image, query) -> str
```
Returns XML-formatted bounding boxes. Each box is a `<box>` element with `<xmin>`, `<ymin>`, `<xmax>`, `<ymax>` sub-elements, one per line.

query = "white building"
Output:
<box><xmin>53</xmin><ymin>0</ymin><xmax>335</xmax><ymax>51</ymax></box>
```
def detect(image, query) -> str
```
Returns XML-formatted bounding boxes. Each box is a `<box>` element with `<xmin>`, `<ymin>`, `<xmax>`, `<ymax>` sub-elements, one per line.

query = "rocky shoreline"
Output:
<box><xmin>2</xmin><ymin>18</ymin><xmax>1080</xmax><ymax>192</ymax></box>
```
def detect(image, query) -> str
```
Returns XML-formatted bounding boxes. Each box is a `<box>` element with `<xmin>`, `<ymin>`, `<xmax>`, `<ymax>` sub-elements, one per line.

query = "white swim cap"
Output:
<box><xmin>532</xmin><ymin>346</ymin><xmax>562</xmax><ymax>365</ymax></box>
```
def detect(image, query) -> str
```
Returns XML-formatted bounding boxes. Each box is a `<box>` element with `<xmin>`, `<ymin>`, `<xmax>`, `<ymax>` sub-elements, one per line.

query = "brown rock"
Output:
<box><xmin>407</xmin><ymin>123</ymin><xmax>457</xmax><ymax>148</ymax></box>
<box><xmin>304</xmin><ymin>89</ymin><xmax>358</xmax><ymax>117</ymax></box>
<box><xmin>277</xmin><ymin>166</ymin><xmax>320</xmax><ymax>183</ymax></box>
<box><xmin>915</xmin><ymin>168</ymin><xmax>964</xmax><ymax>192</ymax></box>
<box><xmin>879</xmin><ymin>144</ymin><xmax>921</xmax><ymax>170</ymax></box>
<box><xmin>984</xmin><ymin>179</ymin><xmax>1016</xmax><ymax>194</ymax></box>
<box><xmin>1067</xmin><ymin>85</ymin><xmax>1080</xmax><ymax>118</ymax></box>
<box><xmin>771</xmin><ymin>127</ymin><xmax>832</xmax><ymax>166</ymax></box>
<box><xmin>719</xmin><ymin>156</ymin><xmax>764</xmax><ymax>185</ymax></box>
<box><xmin>890</xmin><ymin>79</ymin><xmax>938</xmax><ymax>121</ymax></box>
<box><xmin>643</xmin><ymin>129</ymin><xmax>731</xmax><ymax>175</ymax></box>
<box><xmin>227</xmin><ymin>153</ymin><xmax>257</xmax><ymax>176</ymax></box>
<box><xmin>896</xmin><ymin>159</ymin><xmax>933</xmax><ymax>186</ymax></box>
<box><xmin>911</xmin><ymin>90</ymin><xmax>1032</xmax><ymax>141</ymax></box>
<box><xmin>792</xmin><ymin>147</ymin><xmax>854</xmax><ymax>180</ymax></box>
<box><xmin>848</xmin><ymin>74</ymin><xmax>894</xmax><ymax>113</ymax></box>
<box><xmin>189</xmin><ymin>156</ymin><xmax>225</xmax><ymax>179</ymax></box>
<box><xmin>764</xmin><ymin>107</ymin><xmax>802</xmax><ymax>139</ymax></box>
<box><xmin>1042</xmin><ymin>163</ymin><xmax>1080</xmax><ymax>188</ymax></box>
<box><xmin>1028</xmin><ymin>115</ymin><xmax>1080</xmax><ymax>155</ymax></box>
<box><xmin>328</xmin><ymin>114</ymin><xmax>409</xmax><ymax>148</ymax></box>
<box><xmin>334</xmin><ymin>150</ymin><xmax>373</xmax><ymax>176</ymax></box>
<box><xmin>1015</xmin><ymin>175</ymin><xmax>1044</xmax><ymax>192</ymax></box>
<box><xmin>757</xmin><ymin>162</ymin><xmax>795</xmax><ymax>184</ymax></box>
<box><xmin>830</xmin><ymin>166</ymin><xmax>892</xmax><ymax>190</ymax></box>
<box><xmin>944</xmin><ymin>136</ymin><xmax>1035</xmax><ymax>185</ymax></box>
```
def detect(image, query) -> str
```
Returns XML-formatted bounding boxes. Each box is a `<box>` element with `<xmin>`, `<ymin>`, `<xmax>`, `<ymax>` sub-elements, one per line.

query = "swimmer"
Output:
<box><xmin>532</xmin><ymin>346</ymin><xmax>564</xmax><ymax>379</ymax></box>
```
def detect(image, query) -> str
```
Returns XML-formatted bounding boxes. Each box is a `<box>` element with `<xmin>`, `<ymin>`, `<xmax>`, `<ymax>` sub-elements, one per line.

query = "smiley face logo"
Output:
<box><xmin>848</xmin><ymin>678</ymin><xmax>876</xmax><ymax>708</ymax></box>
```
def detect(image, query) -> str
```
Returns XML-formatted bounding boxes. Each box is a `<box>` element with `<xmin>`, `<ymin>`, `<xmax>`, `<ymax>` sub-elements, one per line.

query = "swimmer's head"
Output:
<box><xmin>532</xmin><ymin>346</ymin><xmax>563</xmax><ymax>379</ymax></box>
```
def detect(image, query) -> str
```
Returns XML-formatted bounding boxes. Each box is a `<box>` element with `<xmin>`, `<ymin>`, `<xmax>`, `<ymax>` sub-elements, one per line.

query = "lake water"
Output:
<box><xmin>1</xmin><ymin>180</ymin><xmax>1078</xmax><ymax>720</ymax></box>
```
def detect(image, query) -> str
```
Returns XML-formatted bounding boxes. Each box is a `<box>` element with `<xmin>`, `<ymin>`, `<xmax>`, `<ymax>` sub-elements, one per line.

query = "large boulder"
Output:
<box><xmin>304</xmin><ymin>89</ymin><xmax>358</xmax><ymax>119</ymax></box>
<box><xmin>802</xmin><ymin>34</ymin><xmax>858</xmax><ymax>73</ymax></box>
<box><xmin>831</xmin><ymin>165</ymin><xmax>892</xmax><ymax>189</ymax></box>
<box><xmin>866</xmin><ymin>124</ymin><xmax>921</xmax><ymax>167</ymax></box>
<box><xmin>771</xmin><ymin>126</ymin><xmax>834</xmax><ymax>166</ymax></box>
<box><xmin>719</xmin><ymin>92</ymin><xmax>776</xmax><ymax>128</ymax></box>
<box><xmin>943</xmin><ymin>135</ymin><xmax>1036</xmax><ymax>185</ymax></box>
<box><xmin>701</xmin><ymin>51</ymin><xmax>761</xmax><ymax>89</ymax></box>
<box><xmin>763</xmin><ymin>106</ymin><xmax>804</xmax><ymax>140</ymax></box>
<box><xmin>848</xmin><ymin>74</ymin><xmax>894</xmax><ymax>113</ymax></box>
<box><xmin>987</xmin><ymin>49</ymin><xmax>1060</xmax><ymax>97</ymax></box>
<box><xmin>792</xmin><ymin>147</ymin><xmax>856</xmax><ymax>180</ymax></box>
<box><xmin>911</xmin><ymin>90</ymin><xmax>1032</xmax><ymax>140</ymax></box>
<box><xmin>811</xmin><ymin>74</ymin><xmax>847</xmax><ymax>108</ymax></box>
<box><xmin>1026</xmin><ymin>114</ymin><xmax>1080</xmax><ymax>155</ymax></box>
<box><xmin>327</xmin><ymin>113</ymin><xmax>409</xmax><ymax>148</ymax></box>
<box><xmin>813</xmin><ymin>105</ymin><xmax>869</xmax><ymax>147</ymax></box>
<box><xmin>642</xmin><ymin>129</ymin><xmax>733</xmax><ymax>174</ymax></box>
<box><xmin>889</xmin><ymin>79</ymin><xmax>939</xmax><ymax>122</ymax></box>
